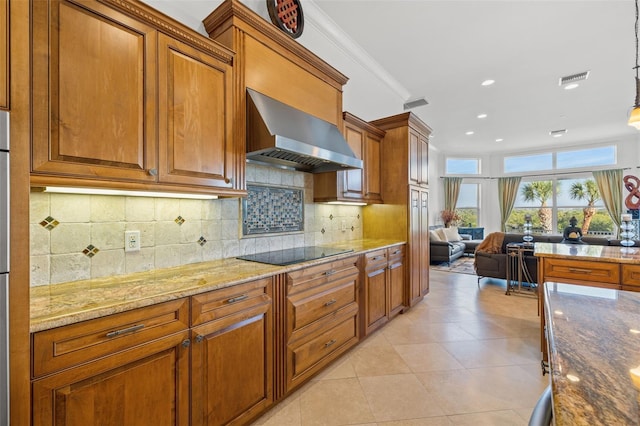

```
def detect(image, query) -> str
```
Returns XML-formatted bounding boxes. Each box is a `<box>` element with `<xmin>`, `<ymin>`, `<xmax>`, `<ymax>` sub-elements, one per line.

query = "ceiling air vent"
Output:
<box><xmin>549</xmin><ymin>129</ymin><xmax>567</xmax><ymax>137</ymax></box>
<box><xmin>403</xmin><ymin>97</ymin><xmax>429</xmax><ymax>110</ymax></box>
<box><xmin>559</xmin><ymin>71</ymin><xmax>590</xmax><ymax>86</ymax></box>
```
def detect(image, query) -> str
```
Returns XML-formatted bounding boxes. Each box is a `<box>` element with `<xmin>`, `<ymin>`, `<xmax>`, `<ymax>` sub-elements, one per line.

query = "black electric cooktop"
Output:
<box><xmin>237</xmin><ymin>246</ymin><xmax>353</xmax><ymax>266</ymax></box>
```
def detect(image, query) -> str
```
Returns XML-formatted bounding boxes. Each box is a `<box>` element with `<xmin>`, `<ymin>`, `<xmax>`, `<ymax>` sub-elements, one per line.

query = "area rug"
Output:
<box><xmin>430</xmin><ymin>256</ymin><xmax>477</xmax><ymax>275</ymax></box>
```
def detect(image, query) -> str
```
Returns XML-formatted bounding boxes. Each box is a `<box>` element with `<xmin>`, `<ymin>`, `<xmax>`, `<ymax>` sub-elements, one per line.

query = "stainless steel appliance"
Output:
<box><xmin>237</xmin><ymin>246</ymin><xmax>353</xmax><ymax>266</ymax></box>
<box><xmin>0</xmin><ymin>110</ymin><xmax>9</xmax><ymax>423</ymax></box>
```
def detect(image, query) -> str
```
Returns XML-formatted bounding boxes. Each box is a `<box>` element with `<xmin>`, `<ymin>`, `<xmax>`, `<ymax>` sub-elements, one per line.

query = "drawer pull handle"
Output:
<box><xmin>568</xmin><ymin>268</ymin><xmax>591</xmax><ymax>274</ymax></box>
<box><xmin>227</xmin><ymin>294</ymin><xmax>249</xmax><ymax>303</ymax></box>
<box><xmin>392</xmin><ymin>250</ymin><xmax>401</xmax><ymax>255</ymax></box>
<box><xmin>324</xmin><ymin>270</ymin><xmax>336</xmax><ymax>276</ymax></box>
<box><xmin>371</xmin><ymin>256</ymin><xmax>384</xmax><ymax>261</ymax></box>
<box><xmin>324</xmin><ymin>299</ymin><xmax>337</xmax><ymax>307</ymax></box>
<box><xmin>106</xmin><ymin>324</ymin><xmax>145</xmax><ymax>338</ymax></box>
<box><xmin>324</xmin><ymin>339</ymin><xmax>337</xmax><ymax>348</ymax></box>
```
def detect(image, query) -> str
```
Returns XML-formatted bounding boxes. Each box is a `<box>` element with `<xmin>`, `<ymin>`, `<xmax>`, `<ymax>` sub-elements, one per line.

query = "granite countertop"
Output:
<box><xmin>30</xmin><ymin>239</ymin><xmax>403</xmax><ymax>333</ymax></box>
<box><xmin>544</xmin><ymin>282</ymin><xmax>640</xmax><ymax>425</ymax></box>
<box><xmin>535</xmin><ymin>242</ymin><xmax>640</xmax><ymax>264</ymax></box>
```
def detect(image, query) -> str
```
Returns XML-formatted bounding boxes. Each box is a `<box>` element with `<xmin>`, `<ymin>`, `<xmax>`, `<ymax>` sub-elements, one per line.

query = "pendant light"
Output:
<box><xmin>629</xmin><ymin>0</ymin><xmax>640</xmax><ymax>129</ymax></box>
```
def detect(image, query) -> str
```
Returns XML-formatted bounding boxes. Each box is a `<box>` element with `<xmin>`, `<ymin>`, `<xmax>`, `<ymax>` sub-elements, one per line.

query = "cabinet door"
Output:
<box><xmin>31</xmin><ymin>0</ymin><xmax>158</xmax><ymax>182</ymax></box>
<box><xmin>0</xmin><ymin>0</ymin><xmax>7</xmax><ymax>109</ymax></box>
<box><xmin>408</xmin><ymin>187</ymin><xmax>422</xmax><ymax>306</ymax></box>
<box><xmin>191</xmin><ymin>288</ymin><xmax>273</xmax><ymax>426</ymax></box>
<box><xmin>409</xmin><ymin>129</ymin><xmax>420</xmax><ymax>185</ymax></box>
<box><xmin>342</xmin><ymin>122</ymin><xmax>365</xmax><ymax>199</ymax></box>
<box><xmin>157</xmin><ymin>34</ymin><xmax>235</xmax><ymax>189</ymax></box>
<box><xmin>364</xmin><ymin>265</ymin><xmax>388</xmax><ymax>333</ymax></box>
<box><xmin>419</xmin><ymin>189</ymin><xmax>430</xmax><ymax>296</ymax></box>
<box><xmin>32</xmin><ymin>332</ymin><xmax>190</xmax><ymax>426</ymax></box>
<box><xmin>364</xmin><ymin>132</ymin><xmax>382</xmax><ymax>201</ymax></box>
<box><xmin>388</xmin><ymin>252</ymin><xmax>405</xmax><ymax>318</ymax></box>
<box><xmin>418</xmin><ymin>133</ymin><xmax>429</xmax><ymax>186</ymax></box>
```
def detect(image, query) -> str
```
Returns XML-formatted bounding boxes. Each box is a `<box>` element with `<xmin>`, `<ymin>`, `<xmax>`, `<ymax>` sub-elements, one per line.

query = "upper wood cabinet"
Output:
<box><xmin>314</xmin><ymin>112</ymin><xmax>385</xmax><ymax>204</ymax></box>
<box><xmin>30</xmin><ymin>0</ymin><xmax>242</xmax><ymax>196</ymax></box>
<box><xmin>370</xmin><ymin>112</ymin><xmax>431</xmax><ymax>188</ymax></box>
<box><xmin>0</xmin><ymin>0</ymin><xmax>8</xmax><ymax>110</ymax></box>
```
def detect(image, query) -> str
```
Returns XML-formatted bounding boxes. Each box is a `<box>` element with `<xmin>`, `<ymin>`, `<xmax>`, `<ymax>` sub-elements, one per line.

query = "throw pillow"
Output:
<box><xmin>429</xmin><ymin>230</ymin><xmax>442</xmax><ymax>241</ymax></box>
<box><xmin>436</xmin><ymin>228</ymin><xmax>447</xmax><ymax>241</ymax></box>
<box><xmin>443</xmin><ymin>227</ymin><xmax>462</xmax><ymax>242</ymax></box>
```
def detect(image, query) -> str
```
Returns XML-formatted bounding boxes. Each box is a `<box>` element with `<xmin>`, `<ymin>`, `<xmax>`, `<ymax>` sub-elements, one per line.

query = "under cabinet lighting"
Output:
<box><xmin>325</xmin><ymin>201</ymin><xmax>367</xmax><ymax>206</ymax></box>
<box><xmin>35</xmin><ymin>186</ymin><xmax>219</xmax><ymax>200</ymax></box>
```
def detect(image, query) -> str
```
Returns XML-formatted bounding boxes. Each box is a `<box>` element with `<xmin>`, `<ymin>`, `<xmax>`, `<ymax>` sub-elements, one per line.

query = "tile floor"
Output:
<box><xmin>252</xmin><ymin>270</ymin><xmax>549</xmax><ymax>425</ymax></box>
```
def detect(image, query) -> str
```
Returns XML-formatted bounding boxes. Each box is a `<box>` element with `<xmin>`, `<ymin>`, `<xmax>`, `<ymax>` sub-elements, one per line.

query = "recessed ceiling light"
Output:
<box><xmin>465</xmin><ymin>131</ymin><xmax>474</xmax><ymax>135</ymax></box>
<box><xmin>564</xmin><ymin>83</ymin><xmax>579</xmax><ymax>90</ymax></box>
<box><xmin>481</xmin><ymin>79</ymin><xmax>495</xmax><ymax>86</ymax></box>
<box><xmin>477</xmin><ymin>113</ymin><xmax>488</xmax><ymax>119</ymax></box>
<box><xmin>495</xmin><ymin>138</ymin><xmax>503</xmax><ymax>142</ymax></box>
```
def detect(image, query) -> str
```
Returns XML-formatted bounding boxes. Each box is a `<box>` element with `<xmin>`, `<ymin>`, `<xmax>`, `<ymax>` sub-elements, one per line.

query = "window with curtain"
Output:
<box><xmin>456</xmin><ymin>183</ymin><xmax>479</xmax><ymax>226</ymax></box>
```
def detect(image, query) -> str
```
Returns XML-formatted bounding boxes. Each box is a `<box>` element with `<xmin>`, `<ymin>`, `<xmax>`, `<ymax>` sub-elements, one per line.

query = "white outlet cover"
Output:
<box><xmin>125</xmin><ymin>230</ymin><xmax>141</xmax><ymax>252</ymax></box>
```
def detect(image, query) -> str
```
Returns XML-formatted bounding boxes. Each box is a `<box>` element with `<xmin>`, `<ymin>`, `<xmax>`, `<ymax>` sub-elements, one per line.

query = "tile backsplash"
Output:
<box><xmin>30</xmin><ymin>165</ymin><xmax>364</xmax><ymax>286</ymax></box>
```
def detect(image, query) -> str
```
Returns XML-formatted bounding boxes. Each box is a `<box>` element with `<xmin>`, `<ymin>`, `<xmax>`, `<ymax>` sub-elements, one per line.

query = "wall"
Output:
<box><xmin>29</xmin><ymin>164</ymin><xmax>363</xmax><ymax>286</ymax></box>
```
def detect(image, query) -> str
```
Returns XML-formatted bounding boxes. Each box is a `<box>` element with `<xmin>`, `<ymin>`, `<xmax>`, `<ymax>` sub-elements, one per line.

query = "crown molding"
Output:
<box><xmin>303</xmin><ymin>0</ymin><xmax>411</xmax><ymax>101</ymax></box>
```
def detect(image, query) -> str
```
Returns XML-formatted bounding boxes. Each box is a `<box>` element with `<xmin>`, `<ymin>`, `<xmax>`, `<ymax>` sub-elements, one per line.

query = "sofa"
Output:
<box><xmin>474</xmin><ymin>232</ymin><xmax>632</xmax><ymax>283</ymax></box>
<box><xmin>429</xmin><ymin>226</ymin><xmax>483</xmax><ymax>265</ymax></box>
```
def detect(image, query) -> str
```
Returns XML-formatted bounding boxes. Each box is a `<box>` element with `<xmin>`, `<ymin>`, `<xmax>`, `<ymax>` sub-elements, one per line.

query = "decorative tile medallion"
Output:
<box><xmin>175</xmin><ymin>216</ymin><xmax>185</xmax><ymax>226</ymax></box>
<box><xmin>39</xmin><ymin>216</ymin><xmax>60</xmax><ymax>231</ymax></box>
<box><xmin>242</xmin><ymin>185</ymin><xmax>304</xmax><ymax>235</ymax></box>
<box><xmin>82</xmin><ymin>245</ymin><xmax>100</xmax><ymax>258</ymax></box>
<box><xmin>198</xmin><ymin>236</ymin><xmax>207</xmax><ymax>246</ymax></box>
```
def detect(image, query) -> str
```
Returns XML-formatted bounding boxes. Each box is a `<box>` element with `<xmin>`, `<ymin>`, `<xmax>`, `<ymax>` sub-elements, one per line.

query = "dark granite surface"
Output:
<box><xmin>544</xmin><ymin>282</ymin><xmax>640</xmax><ymax>425</ymax></box>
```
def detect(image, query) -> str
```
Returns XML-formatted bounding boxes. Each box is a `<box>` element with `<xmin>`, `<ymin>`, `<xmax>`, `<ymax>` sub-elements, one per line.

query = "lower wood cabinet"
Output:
<box><xmin>190</xmin><ymin>278</ymin><xmax>273</xmax><ymax>426</ymax></box>
<box><xmin>31</xmin><ymin>299</ymin><xmax>191</xmax><ymax>426</ymax></box>
<box><xmin>284</xmin><ymin>255</ymin><xmax>360</xmax><ymax>393</ymax></box>
<box><xmin>360</xmin><ymin>244</ymin><xmax>406</xmax><ymax>336</ymax></box>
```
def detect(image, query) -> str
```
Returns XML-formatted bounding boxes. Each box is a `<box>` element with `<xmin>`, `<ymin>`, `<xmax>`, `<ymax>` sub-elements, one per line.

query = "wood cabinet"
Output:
<box><xmin>32</xmin><ymin>299</ymin><xmax>190</xmax><ymax>426</ymax></box>
<box><xmin>314</xmin><ymin>112</ymin><xmax>385</xmax><ymax>204</ymax></box>
<box><xmin>191</xmin><ymin>278</ymin><xmax>273</xmax><ymax>426</ymax></box>
<box><xmin>0</xmin><ymin>0</ymin><xmax>7</xmax><ymax>110</ymax></box>
<box><xmin>283</xmin><ymin>256</ymin><xmax>359</xmax><ymax>393</ymax></box>
<box><xmin>360</xmin><ymin>244</ymin><xmax>406</xmax><ymax>336</ymax></box>
<box><xmin>364</xmin><ymin>113</ymin><xmax>431</xmax><ymax>308</ymax></box>
<box><xmin>30</xmin><ymin>0</ymin><xmax>242</xmax><ymax>196</ymax></box>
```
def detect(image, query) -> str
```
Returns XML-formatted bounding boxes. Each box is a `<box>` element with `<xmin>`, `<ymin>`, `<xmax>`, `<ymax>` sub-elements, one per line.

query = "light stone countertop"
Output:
<box><xmin>544</xmin><ymin>282</ymin><xmax>640</xmax><ymax>425</ymax></box>
<box><xmin>30</xmin><ymin>239</ymin><xmax>404</xmax><ymax>333</ymax></box>
<box><xmin>534</xmin><ymin>242</ymin><xmax>640</xmax><ymax>264</ymax></box>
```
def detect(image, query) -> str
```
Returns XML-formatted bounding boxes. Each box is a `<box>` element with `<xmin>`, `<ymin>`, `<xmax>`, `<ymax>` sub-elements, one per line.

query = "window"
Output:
<box><xmin>505</xmin><ymin>177</ymin><xmax>614</xmax><ymax>235</ymax></box>
<box><xmin>557</xmin><ymin>146</ymin><xmax>616</xmax><ymax>169</ymax></box>
<box><xmin>446</xmin><ymin>158</ymin><xmax>479</xmax><ymax>175</ymax></box>
<box><xmin>504</xmin><ymin>153</ymin><xmax>552</xmax><ymax>174</ymax></box>
<box><xmin>456</xmin><ymin>183</ymin><xmax>479</xmax><ymax>227</ymax></box>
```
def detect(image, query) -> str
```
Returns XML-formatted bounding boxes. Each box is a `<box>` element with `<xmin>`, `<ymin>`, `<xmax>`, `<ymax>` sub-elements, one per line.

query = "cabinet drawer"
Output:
<box><xmin>622</xmin><ymin>264</ymin><xmax>640</xmax><ymax>288</ymax></box>
<box><xmin>191</xmin><ymin>278</ymin><xmax>272</xmax><ymax>326</ymax></box>
<box><xmin>33</xmin><ymin>298</ymin><xmax>189</xmax><ymax>378</ymax></box>
<box><xmin>287</xmin><ymin>256</ymin><xmax>359</xmax><ymax>292</ymax></box>
<box><xmin>543</xmin><ymin>258</ymin><xmax>620</xmax><ymax>285</ymax></box>
<box><xmin>364</xmin><ymin>249</ymin><xmax>388</xmax><ymax>269</ymax></box>
<box><xmin>290</xmin><ymin>314</ymin><xmax>357</xmax><ymax>378</ymax></box>
<box><xmin>388</xmin><ymin>245</ymin><xmax>405</xmax><ymax>261</ymax></box>
<box><xmin>288</xmin><ymin>279</ymin><xmax>356</xmax><ymax>332</ymax></box>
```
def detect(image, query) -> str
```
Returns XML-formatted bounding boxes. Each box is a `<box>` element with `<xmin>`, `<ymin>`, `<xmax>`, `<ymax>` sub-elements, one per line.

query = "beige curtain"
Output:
<box><xmin>443</xmin><ymin>177</ymin><xmax>463</xmax><ymax>211</ymax></box>
<box><xmin>498</xmin><ymin>177</ymin><xmax>521</xmax><ymax>232</ymax></box>
<box><xmin>593</xmin><ymin>169</ymin><xmax>623</xmax><ymax>237</ymax></box>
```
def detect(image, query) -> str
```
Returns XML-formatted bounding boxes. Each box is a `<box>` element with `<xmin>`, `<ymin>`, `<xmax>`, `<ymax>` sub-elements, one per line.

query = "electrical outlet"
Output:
<box><xmin>125</xmin><ymin>230</ymin><xmax>141</xmax><ymax>252</ymax></box>
<box><xmin>341</xmin><ymin>220</ymin><xmax>347</xmax><ymax>232</ymax></box>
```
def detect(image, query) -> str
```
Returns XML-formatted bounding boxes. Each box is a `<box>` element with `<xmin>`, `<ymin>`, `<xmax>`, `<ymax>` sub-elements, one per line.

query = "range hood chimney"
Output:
<box><xmin>246</xmin><ymin>88</ymin><xmax>363</xmax><ymax>173</ymax></box>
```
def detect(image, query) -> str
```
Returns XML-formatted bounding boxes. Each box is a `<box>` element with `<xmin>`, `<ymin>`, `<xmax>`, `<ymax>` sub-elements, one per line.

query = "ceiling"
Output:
<box><xmin>144</xmin><ymin>0</ymin><xmax>638</xmax><ymax>155</ymax></box>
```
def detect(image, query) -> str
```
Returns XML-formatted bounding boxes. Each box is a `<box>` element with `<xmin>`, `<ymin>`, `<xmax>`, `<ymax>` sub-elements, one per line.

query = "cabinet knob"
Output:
<box><xmin>182</xmin><ymin>339</ymin><xmax>191</xmax><ymax>348</ymax></box>
<box><xmin>195</xmin><ymin>335</ymin><xmax>205</xmax><ymax>344</ymax></box>
<box><xmin>224</xmin><ymin>176</ymin><xmax>232</xmax><ymax>184</ymax></box>
<box><xmin>147</xmin><ymin>168</ymin><xmax>158</xmax><ymax>176</ymax></box>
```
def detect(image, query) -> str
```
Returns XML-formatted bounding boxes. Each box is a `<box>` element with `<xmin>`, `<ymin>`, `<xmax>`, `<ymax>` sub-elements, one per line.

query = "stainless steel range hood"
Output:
<box><xmin>246</xmin><ymin>88</ymin><xmax>363</xmax><ymax>173</ymax></box>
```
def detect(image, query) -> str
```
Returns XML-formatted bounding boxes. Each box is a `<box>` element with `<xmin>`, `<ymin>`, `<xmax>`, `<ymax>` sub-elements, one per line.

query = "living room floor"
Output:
<box><xmin>252</xmin><ymin>271</ymin><xmax>548</xmax><ymax>425</ymax></box>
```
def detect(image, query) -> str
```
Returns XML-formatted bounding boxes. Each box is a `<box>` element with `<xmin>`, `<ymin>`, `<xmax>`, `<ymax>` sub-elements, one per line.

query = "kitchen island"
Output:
<box><xmin>544</xmin><ymin>282</ymin><xmax>640</xmax><ymax>425</ymax></box>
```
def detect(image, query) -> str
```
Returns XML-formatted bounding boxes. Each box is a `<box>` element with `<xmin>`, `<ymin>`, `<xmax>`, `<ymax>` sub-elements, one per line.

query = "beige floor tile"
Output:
<box><xmin>382</xmin><ymin>321</ymin><xmax>476</xmax><ymax>345</ymax></box>
<box><xmin>448</xmin><ymin>410</ymin><xmax>528</xmax><ymax>425</ymax></box>
<box><xmin>359</xmin><ymin>374</ymin><xmax>446</xmax><ymax>421</ymax></box>
<box><xmin>298</xmin><ymin>377</ymin><xmax>376</xmax><ymax>425</ymax></box>
<box><xmin>379</xmin><ymin>417</ymin><xmax>453</xmax><ymax>425</ymax></box>
<box><xmin>312</xmin><ymin>355</ymin><xmax>357</xmax><ymax>381</ymax></box>
<box><xmin>393</xmin><ymin>343</ymin><xmax>465</xmax><ymax>372</ymax></box>
<box><xmin>350</xmin><ymin>343</ymin><xmax>412</xmax><ymax>377</ymax></box>
<box><xmin>439</xmin><ymin>337</ymin><xmax>539</xmax><ymax>368</ymax></box>
<box><xmin>252</xmin><ymin>398</ymin><xmax>301</xmax><ymax>426</ymax></box>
